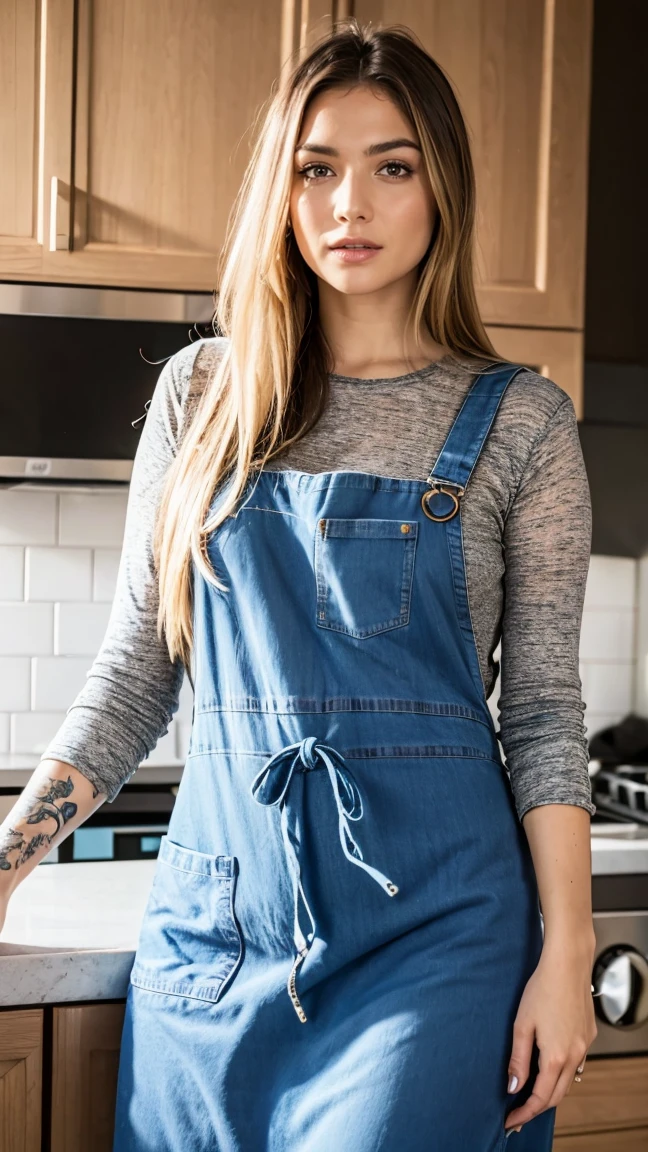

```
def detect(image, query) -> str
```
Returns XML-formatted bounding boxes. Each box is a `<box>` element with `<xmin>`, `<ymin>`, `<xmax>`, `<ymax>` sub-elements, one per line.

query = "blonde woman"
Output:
<box><xmin>0</xmin><ymin>20</ymin><xmax>597</xmax><ymax>1151</ymax></box>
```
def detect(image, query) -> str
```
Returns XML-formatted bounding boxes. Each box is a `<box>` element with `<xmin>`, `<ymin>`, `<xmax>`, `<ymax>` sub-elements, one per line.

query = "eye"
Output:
<box><xmin>297</xmin><ymin>160</ymin><xmax>413</xmax><ymax>182</ymax></box>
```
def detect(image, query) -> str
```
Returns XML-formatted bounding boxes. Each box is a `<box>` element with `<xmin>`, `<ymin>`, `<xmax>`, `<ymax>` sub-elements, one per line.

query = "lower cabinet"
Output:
<box><xmin>0</xmin><ymin>1009</ymin><xmax>43</xmax><ymax>1152</ymax></box>
<box><xmin>50</xmin><ymin>1003</ymin><xmax>126</xmax><ymax>1152</ymax></box>
<box><xmin>1</xmin><ymin>1005</ymin><xmax>647</xmax><ymax>1151</ymax></box>
<box><xmin>553</xmin><ymin>1054</ymin><xmax>648</xmax><ymax>1151</ymax></box>
<box><xmin>0</xmin><ymin>1002</ymin><xmax>125</xmax><ymax>1152</ymax></box>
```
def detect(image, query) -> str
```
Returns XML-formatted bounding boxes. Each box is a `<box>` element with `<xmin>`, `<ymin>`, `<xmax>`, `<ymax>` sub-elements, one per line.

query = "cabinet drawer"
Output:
<box><xmin>553</xmin><ymin>1127</ymin><xmax>648</xmax><ymax>1151</ymax></box>
<box><xmin>554</xmin><ymin>1055</ymin><xmax>648</xmax><ymax>1135</ymax></box>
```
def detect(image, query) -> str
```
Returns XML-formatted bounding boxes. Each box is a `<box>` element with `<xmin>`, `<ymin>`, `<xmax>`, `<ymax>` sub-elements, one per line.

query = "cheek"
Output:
<box><xmin>291</xmin><ymin>192</ymin><xmax>327</xmax><ymax>236</ymax></box>
<box><xmin>389</xmin><ymin>187</ymin><xmax>435</xmax><ymax>241</ymax></box>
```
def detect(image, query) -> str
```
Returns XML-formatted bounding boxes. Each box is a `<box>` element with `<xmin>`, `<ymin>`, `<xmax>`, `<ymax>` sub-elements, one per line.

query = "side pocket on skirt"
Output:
<box><xmin>129</xmin><ymin>835</ymin><xmax>244</xmax><ymax>1004</ymax></box>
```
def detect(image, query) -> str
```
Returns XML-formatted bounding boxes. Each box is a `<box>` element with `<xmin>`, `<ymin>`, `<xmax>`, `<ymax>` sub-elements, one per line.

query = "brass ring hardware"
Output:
<box><xmin>421</xmin><ymin>483</ymin><xmax>464</xmax><ymax>522</ymax></box>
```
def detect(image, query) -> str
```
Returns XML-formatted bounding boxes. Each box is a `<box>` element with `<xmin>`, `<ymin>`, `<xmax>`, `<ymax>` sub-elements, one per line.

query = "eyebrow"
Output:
<box><xmin>294</xmin><ymin>137</ymin><xmax>421</xmax><ymax>157</ymax></box>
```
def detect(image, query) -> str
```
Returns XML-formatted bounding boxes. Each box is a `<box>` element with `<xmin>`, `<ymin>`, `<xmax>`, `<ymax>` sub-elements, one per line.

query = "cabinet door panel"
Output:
<box><xmin>0</xmin><ymin>0</ymin><xmax>46</xmax><ymax>279</ymax></box>
<box><xmin>554</xmin><ymin>1054</ymin><xmax>648</xmax><ymax>1138</ymax></box>
<box><xmin>38</xmin><ymin>0</ymin><xmax>316</xmax><ymax>290</ymax></box>
<box><xmin>356</xmin><ymin>0</ymin><xmax>593</xmax><ymax>329</ymax></box>
<box><xmin>0</xmin><ymin>1008</ymin><xmax>43</xmax><ymax>1152</ymax></box>
<box><xmin>50</xmin><ymin>1002</ymin><xmax>126</xmax><ymax>1152</ymax></box>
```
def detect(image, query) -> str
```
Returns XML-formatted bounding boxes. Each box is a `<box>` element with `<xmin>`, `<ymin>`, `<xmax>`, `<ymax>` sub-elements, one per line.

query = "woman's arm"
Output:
<box><xmin>0</xmin><ymin>760</ymin><xmax>107</xmax><ymax>932</ymax></box>
<box><xmin>497</xmin><ymin>391</ymin><xmax>597</xmax><ymax>1134</ymax></box>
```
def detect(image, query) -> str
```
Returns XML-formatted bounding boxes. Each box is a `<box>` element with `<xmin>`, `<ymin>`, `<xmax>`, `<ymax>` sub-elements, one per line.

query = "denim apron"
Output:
<box><xmin>113</xmin><ymin>364</ymin><xmax>556</xmax><ymax>1151</ymax></box>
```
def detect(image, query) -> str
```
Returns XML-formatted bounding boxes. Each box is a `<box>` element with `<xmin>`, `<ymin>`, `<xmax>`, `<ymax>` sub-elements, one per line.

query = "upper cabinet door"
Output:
<box><xmin>0</xmin><ymin>0</ymin><xmax>327</xmax><ymax>291</ymax></box>
<box><xmin>0</xmin><ymin>0</ymin><xmax>45</xmax><ymax>279</ymax></box>
<box><xmin>356</xmin><ymin>0</ymin><xmax>594</xmax><ymax>330</ymax></box>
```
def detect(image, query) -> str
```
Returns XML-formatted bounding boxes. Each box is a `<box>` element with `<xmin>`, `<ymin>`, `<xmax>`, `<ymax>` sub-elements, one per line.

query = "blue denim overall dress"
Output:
<box><xmin>113</xmin><ymin>363</ymin><xmax>557</xmax><ymax>1152</ymax></box>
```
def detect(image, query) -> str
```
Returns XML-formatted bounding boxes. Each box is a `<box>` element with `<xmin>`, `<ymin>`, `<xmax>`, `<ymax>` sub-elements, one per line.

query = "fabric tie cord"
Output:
<box><xmin>250</xmin><ymin>736</ymin><xmax>399</xmax><ymax>1022</ymax></box>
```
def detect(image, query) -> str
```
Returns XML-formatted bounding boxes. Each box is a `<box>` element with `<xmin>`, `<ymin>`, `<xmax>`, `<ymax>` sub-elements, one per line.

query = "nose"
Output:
<box><xmin>251</xmin><ymin>736</ymin><xmax>398</xmax><ymax>1022</ymax></box>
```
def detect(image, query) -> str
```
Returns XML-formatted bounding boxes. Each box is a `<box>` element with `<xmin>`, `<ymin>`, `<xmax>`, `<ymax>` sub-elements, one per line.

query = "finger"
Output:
<box><xmin>504</xmin><ymin>1062</ymin><xmax>561</xmax><ymax>1129</ymax></box>
<box><xmin>507</xmin><ymin>1024</ymin><xmax>534</xmax><ymax>1095</ymax></box>
<box><xmin>546</xmin><ymin>1053</ymin><xmax>588</xmax><ymax>1109</ymax></box>
<box><xmin>547</xmin><ymin>1062</ymin><xmax>582</xmax><ymax>1110</ymax></box>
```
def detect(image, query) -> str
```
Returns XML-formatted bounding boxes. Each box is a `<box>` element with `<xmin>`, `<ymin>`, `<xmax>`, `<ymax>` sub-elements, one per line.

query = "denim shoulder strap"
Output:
<box><xmin>427</xmin><ymin>364</ymin><xmax>525</xmax><ymax>490</ymax></box>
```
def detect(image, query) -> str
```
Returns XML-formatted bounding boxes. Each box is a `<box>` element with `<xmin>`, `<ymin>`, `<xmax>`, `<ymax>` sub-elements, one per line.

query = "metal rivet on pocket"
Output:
<box><xmin>319</xmin><ymin>519</ymin><xmax>326</xmax><ymax>534</ymax></box>
<box><xmin>400</xmin><ymin>524</ymin><xmax>411</xmax><ymax>533</ymax></box>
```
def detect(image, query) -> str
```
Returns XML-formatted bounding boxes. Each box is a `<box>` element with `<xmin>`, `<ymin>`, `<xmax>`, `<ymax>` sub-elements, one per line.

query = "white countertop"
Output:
<box><xmin>590</xmin><ymin>821</ymin><xmax>648</xmax><ymax>873</ymax></box>
<box><xmin>1</xmin><ymin>827</ymin><xmax>647</xmax><ymax>1009</ymax></box>
<box><xmin>0</xmin><ymin>859</ymin><xmax>156</xmax><ymax>1007</ymax></box>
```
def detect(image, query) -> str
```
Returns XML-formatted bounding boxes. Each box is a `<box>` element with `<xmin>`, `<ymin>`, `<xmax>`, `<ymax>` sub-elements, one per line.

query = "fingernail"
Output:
<box><xmin>507</xmin><ymin>1075</ymin><xmax>518</xmax><ymax>1093</ymax></box>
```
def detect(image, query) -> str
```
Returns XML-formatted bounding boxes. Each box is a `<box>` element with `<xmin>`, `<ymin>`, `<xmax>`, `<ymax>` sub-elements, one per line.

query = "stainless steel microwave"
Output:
<box><xmin>0</xmin><ymin>282</ymin><xmax>216</xmax><ymax>484</ymax></box>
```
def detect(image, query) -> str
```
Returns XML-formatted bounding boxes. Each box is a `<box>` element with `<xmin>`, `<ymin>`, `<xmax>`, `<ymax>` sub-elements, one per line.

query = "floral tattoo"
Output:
<box><xmin>0</xmin><ymin>776</ymin><xmax>78</xmax><ymax>871</ymax></box>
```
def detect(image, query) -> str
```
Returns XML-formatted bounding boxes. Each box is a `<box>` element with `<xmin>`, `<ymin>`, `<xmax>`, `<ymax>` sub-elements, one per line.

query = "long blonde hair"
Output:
<box><xmin>154</xmin><ymin>17</ymin><xmax>509</xmax><ymax>677</ymax></box>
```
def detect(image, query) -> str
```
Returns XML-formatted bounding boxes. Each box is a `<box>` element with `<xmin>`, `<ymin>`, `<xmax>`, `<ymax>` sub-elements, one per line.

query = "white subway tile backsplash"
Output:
<box><xmin>176</xmin><ymin>672</ymin><xmax>194</xmax><ymax>721</ymax></box>
<box><xmin>139</xmin><ymin>724</ymin><xmax>178</xmax><ymax>766</ymax></box>
<box><xmin>25</xmin><ymin>546</ymin><xmax>92</xmax><ymax>602</ymax></box>
<box><xmin>583</xmin><ymin>661</ymin><xmax>635</xmax><ymax>715</ymax></box>
<box><xmin>176</xmin><ymin>720</ymin><xmax>192</xmax><ymax>761</ymax></box>
<box><xmin>93</xmin><ymin>549</ymin><xmax>121</xmax><ymax>601</ymax></box>
<box><xmin>11</xmin><ymin>710</ymin><xmax>69</xmax><ymax>754</ymax></box>
<box><xmin>584</xmin><ymin>556</ymin><xmax>636</xmax><ymax>610</ymax></box>
<box><xmin>59</xmin><ymin>492</ymin><xmax>128</xmax><ymax>547</ymax></box>
<box><xmin>0</xmin><ymin>546</ymin><xmax>24</xmax><ymax>599</ymax></box>
<box><xmin>32</xmin><ymin>656</ymin><xmax>92</xmax><ymax>711</ymax></box>
<box><xmin>54</xmin><ymin>602</ymin><xmax>112</xmax><ymax>655</ymax></box>
<box><xmin>579</xmin><ymin>608</ymin><xmax>636</xmax><ymax>662</ymax></box>
<box><xmin>0</xmin><ymin>603</ymin><xmax>54</xmax><ymax>656</ymax></box>
<box><xmin>0</xmin><ymin>491</ymin><xmax>57</xmax><ymax>545</ymax></box>
<box><xmin>0</xmin><ymin>657</ymin><xmax>31</xmax><ymax>711</ymax></box>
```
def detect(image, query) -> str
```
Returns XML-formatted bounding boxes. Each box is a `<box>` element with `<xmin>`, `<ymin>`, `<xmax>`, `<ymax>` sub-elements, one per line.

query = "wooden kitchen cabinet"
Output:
<box><xmin>2</xmin><ymin>0</ymin><xmax>594</xmax><ymax>331</ymax></box>
<box><xmin>0</xmin><ymin>0</ymin><xmax>333</xmax><ymax>290</ymax></box>
<box><xmin>50</xmin><ymin>1002</ymin><xmax>126</xmax><ymax>1152</ymax></box>
<box><xmin>553</xmin><ymin>1054</ymin><xmax>648</xmax><ymax>1151</ymax></box>
<box><xmin>0</xmin><ymin>1008</ymin><xmax>43</xmax><ymax>1152</ymax></box>
<box><xmin>356</xmin><ymin>0</ymin><xmax>594</xmax><ymax>334</ymax></box>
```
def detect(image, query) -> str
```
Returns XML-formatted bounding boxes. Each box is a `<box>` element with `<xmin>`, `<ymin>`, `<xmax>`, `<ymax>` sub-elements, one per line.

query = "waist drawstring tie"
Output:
<box><xmin>250</xmin><ymin>736</ymin><xmax>399</xmax><ymax>1023</ymax></box>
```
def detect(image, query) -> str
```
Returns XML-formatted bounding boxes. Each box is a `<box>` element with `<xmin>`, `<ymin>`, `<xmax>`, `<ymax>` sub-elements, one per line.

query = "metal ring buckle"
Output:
<box><xmin>421</xmin><ymin>482</ymin><xmax>464</xmax><ymax>522</ymax></box>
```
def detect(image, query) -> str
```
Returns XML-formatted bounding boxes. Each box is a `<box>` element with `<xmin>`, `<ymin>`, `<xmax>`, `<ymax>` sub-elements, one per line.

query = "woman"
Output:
<box><xmin>0</xmin><ymin>19</ymin><xmax>598</xmax><ymax>1151</ymax></box>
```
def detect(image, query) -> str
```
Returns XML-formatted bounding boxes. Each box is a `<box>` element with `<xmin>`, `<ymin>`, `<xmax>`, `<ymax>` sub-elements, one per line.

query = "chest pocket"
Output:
<box><xmin>314</xmin><ymin>517</ymin><xmax>419</xmax><ymax>639</ymax></box>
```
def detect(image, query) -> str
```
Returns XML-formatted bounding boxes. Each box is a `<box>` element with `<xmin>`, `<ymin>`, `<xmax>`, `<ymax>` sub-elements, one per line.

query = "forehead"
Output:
<box><xmin>297</xmin><ymin>85</ymin><xmax>416</xmax><ymax>149</ymax></box>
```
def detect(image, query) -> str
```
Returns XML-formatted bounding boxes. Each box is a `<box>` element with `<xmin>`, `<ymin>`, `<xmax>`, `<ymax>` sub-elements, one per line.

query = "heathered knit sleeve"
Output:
<box><xmin>38</xmin><ymin>337</ymin><xmax>216</xmax><ymax>802</ymax></box>
<box><xmin>497</xmin><ymin>394</ymin><xmax>596</xmax><ymax>821</ymax></box>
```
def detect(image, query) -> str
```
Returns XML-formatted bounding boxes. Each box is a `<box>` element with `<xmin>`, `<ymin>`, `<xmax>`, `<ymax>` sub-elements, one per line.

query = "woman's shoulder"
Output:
<box><xmin>442</xmin><ymin>357</ymin><xmax>581</xmax><ymax>493</ymax></box>
<box><xmin>166</xmin><ymin>335</ymin><xmax>229</xmax><ymax>405</ymax></box>
<box><xmin>154</xmin><ymin>336</ymin><xmax>229</xmax><ymax>452</ymax></box>
<box><xmin>474</xmin><ymin>361</ymin><xmax>578</xmax><ymax>458</ymax></box>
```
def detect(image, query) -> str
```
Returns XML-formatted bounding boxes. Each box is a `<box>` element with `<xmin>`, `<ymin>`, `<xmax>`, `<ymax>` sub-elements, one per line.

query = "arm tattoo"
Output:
<box><xmin>0</xmin><ymin>775</ymin><xmax>78</xmax><ymax>872</ymax></box>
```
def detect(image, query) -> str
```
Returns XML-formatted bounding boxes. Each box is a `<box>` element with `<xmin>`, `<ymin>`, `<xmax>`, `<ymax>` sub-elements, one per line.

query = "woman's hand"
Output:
<box><xmin>503</xmin><ymin>939</ymin><xmax>598</xmax><ymax>1135</ymax></box>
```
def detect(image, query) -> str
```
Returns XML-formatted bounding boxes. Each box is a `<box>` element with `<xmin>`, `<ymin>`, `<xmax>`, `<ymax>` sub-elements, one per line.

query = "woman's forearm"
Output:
<box><xmin>522</xmin><ymin>803</ymin><xmax>596</xmax><ymax>958</ymax></box>
<box><xmin>0</xmin><ymin>760</ymin><xmax>107</xmax><ymax>901</ymax></box>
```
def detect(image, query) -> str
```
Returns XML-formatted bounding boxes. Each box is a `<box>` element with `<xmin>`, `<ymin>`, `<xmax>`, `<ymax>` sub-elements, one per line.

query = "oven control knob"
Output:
<box><xmin>592</xmin><ymin>946</ymin><xmax>648</xmax><ymax>1027</ymax></box>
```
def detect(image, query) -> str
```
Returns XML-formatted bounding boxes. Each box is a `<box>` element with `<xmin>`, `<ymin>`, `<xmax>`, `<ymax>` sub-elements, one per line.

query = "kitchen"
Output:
<box><xmin>1</xmin><ymin>1</ymin><xmax>647</xmax><ymax>1149</ymax></box>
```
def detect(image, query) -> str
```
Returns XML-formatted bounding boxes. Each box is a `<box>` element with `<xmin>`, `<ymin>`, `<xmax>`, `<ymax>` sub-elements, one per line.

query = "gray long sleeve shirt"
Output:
<box><xmin>40</xmin><ymin>336</ymin><xmax>596</xmax><ymax>821</ymax></box>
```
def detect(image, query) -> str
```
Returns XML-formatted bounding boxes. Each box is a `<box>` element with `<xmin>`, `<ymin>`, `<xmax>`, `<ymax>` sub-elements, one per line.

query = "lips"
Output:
<box><xmin>330</xmin><ymin>239</ymin><xmax>382</xmax><ymax>249</ymax></box>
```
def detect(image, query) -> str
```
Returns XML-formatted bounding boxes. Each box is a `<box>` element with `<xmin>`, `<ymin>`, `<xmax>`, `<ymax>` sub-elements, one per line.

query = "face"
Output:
<box><xmin>289</xmin><ymin>84</ymin><xmax>436</xmax><ymax>298</ymax></box>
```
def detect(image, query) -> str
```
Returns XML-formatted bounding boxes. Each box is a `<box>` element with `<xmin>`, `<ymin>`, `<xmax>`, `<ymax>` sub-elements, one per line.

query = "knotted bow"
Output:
<box><xmin>250</xmin><ymin>736</ymin><xmax>398</xmax><ymax>1022</ymax></box>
